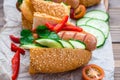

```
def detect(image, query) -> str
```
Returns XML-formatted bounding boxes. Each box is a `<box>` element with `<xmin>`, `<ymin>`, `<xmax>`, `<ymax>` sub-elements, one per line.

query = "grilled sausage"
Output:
<box><xmin>58</xmin><ymin>31</ymin><xmax>97</xmax><ymax>51</ymax></box>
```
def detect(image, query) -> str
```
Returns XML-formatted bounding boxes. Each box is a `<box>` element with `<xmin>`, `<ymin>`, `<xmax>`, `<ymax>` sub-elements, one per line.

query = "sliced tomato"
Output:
<box><xmin>70</xmin><ymin>5</ymin><xmax>86</xmax><ymax>20</ymax></box>
<box><xmin>82</xmin><ymin>64</ymin><xmax>105</xmax><ymax>80</ymax></box>
<box><xmin>74</xmin><ymin>5</ymin><xmax>86</xmax><ymax>19</ymax></box>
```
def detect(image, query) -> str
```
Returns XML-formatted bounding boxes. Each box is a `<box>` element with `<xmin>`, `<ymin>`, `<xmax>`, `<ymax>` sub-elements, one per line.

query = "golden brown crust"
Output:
<box><xmin>29</xmin><ymin>48</ymin><xmax>92</xmax><ymax>74</ymax></box>
<box><xmin>20</xmin><ymin>0</ymin><xmax>34</xmax><ymax>23</ymax></box>
<box><xmin>20</xmin><ymin>0</ymin><xmax>70</xmax><ymax>29</ymax></box>
<box><xmin>22</xmin><ymin>15</ymin><xmax>32</xmax><ymax>29</ymax></box>
<box><xmin>31</xmin><ymin>0</ymin><xmax>70</xmax><ymax>19</ymax></box>
<box><xmin>79</xmin><ymin>0</ymin><xmax>101</xmax><ymax>7</ymax></box>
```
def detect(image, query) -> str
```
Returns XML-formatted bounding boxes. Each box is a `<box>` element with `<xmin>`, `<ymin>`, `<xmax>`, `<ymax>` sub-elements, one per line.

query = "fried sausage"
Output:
<box><xmin>58</xmin><ymin>31</ymin><xmax>97</xmax><ymax>51</ymax></box>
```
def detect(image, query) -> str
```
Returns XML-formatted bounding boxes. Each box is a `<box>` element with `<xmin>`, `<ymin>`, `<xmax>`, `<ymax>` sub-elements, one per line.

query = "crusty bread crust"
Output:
<box><xmin>20</xmin><ymin>0</ymin><xmax>34</xmax><ymax>23</ymax></box>
<box><xmin>20</xmin><ymin>0</ymin><xmax>70</xmax><ymax>29</ymax></box>
<box><xmin>22</xmin><ymin>15</ymin><xmax>32</xmax><ymax>29</ymax></box>
<box><xmin>29</xmin><ymin>48</ymin><xmax>91</xmax><ymax>74</ymax></box>
<box><xmin>31</xmin><ymin>0</ymin><xmax>70</xmax><ymax>19</ymax></box>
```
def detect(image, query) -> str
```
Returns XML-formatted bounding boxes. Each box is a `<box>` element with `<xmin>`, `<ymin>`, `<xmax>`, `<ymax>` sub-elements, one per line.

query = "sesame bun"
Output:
<box><xmin>33</xmin><ymin>12</ymin><xmax>73</xmax><ymax>28</ymax></box>
<box><xmin>19</xmin><ymin>0</ymin><xmax>70</xmax><ymax>29</ymax></box>
<box><xmin>31</xmin><ymin>0</ymin><xmax>70</xmax><ymax>19</ymax></box>
<box><xmin>29</xmin><ymin>48</ymin><xmax>91</xmax><ymax>74</ymax></box>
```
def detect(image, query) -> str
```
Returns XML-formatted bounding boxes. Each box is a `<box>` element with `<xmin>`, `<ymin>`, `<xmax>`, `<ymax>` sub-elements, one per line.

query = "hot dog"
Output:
<box><xmin>58</xmin><ymin>31</ymin><xmax>97</xmax><ymax>51</ymax></box>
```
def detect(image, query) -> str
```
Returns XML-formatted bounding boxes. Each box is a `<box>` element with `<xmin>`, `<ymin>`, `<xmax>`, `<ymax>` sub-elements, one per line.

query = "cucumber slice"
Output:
<box><xmin>86</xmin><ymin>19</ymin><xmax>109</xmax><ymax>38</ymax></box>
<box><xmin>20</xmin><ymin>44</ymin><xmax>40</xmax><ymax>49</ymax></box>
<box><xmin>59</xmin><ymin>40</ymin><xmax>73</xmax><ymax>48</ymax></box>
<box><xmin>84</xmin><ymin>10</ymin><xmax>109</xmax><ymax>21</ymax></box>
<box><xmin>77</xmin><ymin>17</ymin><xmax>91</xmax><ymax>26</ymax></box>
<box><xmin>36</xmin><ymin>39</ymin><xmax>63</xmax><ymax>48</ymax></box>
<box><xmin>80</xmin><ymin>25</ymin><xmax>105</xmax><ymax>47</ymax></box>
<box><xmin>69</xmin><ymin>40</ymin><xmax>86</xmax><ymax>49</ymax></box>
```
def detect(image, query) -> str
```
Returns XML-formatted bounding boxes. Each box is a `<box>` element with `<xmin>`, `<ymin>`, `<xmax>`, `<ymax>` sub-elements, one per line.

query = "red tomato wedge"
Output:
<box><xmin>82</xmin><ymin>64</ymin><xmax>105</xmax><ymax>80</ymax></box>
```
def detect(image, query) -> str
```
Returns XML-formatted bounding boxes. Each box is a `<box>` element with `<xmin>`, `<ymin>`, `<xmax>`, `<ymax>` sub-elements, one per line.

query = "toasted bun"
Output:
<box><xmin>33</xmin><ymin>12</ymin><xmax>74</xmax><ymax>28</ymax></box>
<box><xmin>20</xmin><ymin>0</ymin><xmax>34</xmax><ymax>23</ymax></box>
<box><xmin>20</xmin><ymin>0</ymin><xmax>70</xmax><ymax>29</ymax></box>
<box><xmin>29</xmin><ymin>48</ymin><xmax>91</xmax><ymax>74</ymax></box>
<box><xmin>31</xmin><ymin>0</ymin><xmax>70</xmax><ymax>18</ymax></box>
<box><xmin>22</xmin><ymin>14</ymin><xmax>32</xmax><ymax>29</ymax></box>
<box><xmin>33</xmin><ymin>12</ymin><xmax>61</xmax><ymax>28</ymax></box>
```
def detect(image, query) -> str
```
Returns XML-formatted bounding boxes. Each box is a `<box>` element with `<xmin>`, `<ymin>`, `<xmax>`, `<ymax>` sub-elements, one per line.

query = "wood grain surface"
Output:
<box><xmin>0</xmin><ymin>0</ymin><xmax>120</xmax><ymax>80</ymax></box>
<box><xmin>109</xmin><ymin>0</ymin><xmax>120</xmax><ymax>79</ymax></box>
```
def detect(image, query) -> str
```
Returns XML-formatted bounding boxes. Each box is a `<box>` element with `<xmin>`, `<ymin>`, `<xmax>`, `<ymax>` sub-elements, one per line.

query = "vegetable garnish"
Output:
<box><xmin>11</xmin><ymin>43</ymin><xmax>25</xmax><ymax>55</ymax></box>
<box><xmin>11</xmin><ymin>50</ymin><xmax>20</xmax><ymax>80</ymax></box>
<box><xmin>82</xmin><ymin>64</ymin><xmax>104</xmax><ymax>80</ymax></box>
<box><xmin>45</xmin><ymin>15</ymin><xmax>69</xmax><ymax>33</ymax></box>
<box><xmin>53</xmin><ymin>15</ymin><xmax>69</xmax><ymax>32</ymax></box>
<box><xmin>45</xmin><ymin>22</ymin><xmax>54</xmax><ymax>31</ymax></box>
<box><xmin>36</xmin><ymin>25</ymin><xmax>60</xmax><ymax>40</ymax></box>
<box><xmin>9</xmin><ymin>35</ymin><xmax>20</xmax><ymax>43</ymax></box>
<box><xmin>45</xmin><ymin>15</ymin><xmax>83</xmax><ymax>33</ymax></box>
<box><xmin>36</xmin><ymin>25</ymin><xmax>51</xmax><ymax>38</ymax></box>
<box><xmin>62</xmin><ymin>25</ymin><xmax>83</xmax><ymax>32</ymax></box>
<box><xmin>20</xmin><ymin>29</ymin><xmax>34</xmax><ymax>45</ymax></box>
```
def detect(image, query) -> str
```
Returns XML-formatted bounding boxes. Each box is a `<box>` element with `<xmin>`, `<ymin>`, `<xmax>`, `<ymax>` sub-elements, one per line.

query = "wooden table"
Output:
<box><xmin>0</xmin><ymin>0</ymin><xmax>120</xmax><ymax>80</ymax></box>
<box><xmin>109</xmin><ymin>0</ymin><xmax>120</xmax><ymax>80</ymax></box>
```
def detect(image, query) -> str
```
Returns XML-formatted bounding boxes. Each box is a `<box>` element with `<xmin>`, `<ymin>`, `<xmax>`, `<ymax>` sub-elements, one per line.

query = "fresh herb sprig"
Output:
<box><xmin>20</xmin><ymin>29</ymin><xmax>34</xmax><ymax>45</ymax></box>
<box><xmin>36</xmin><ymin>25</ymin><xmax>60</xmax><ymax>40</ymax></box>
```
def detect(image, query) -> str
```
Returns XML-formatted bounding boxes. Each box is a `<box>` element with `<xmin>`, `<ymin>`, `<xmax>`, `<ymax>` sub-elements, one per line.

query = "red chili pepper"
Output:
<box><xmin>9</xmin><ymin>35</ymin><xmax>20</xmax><ymax>43</ymax></box>
<box><xmin>45</xmin><ymin>22</ymin><xmax>54</xmax><ymax>31</ymax></box>
<box><xmin>62</xmin><ymin>25</ymin><xmax>83</xmax><ymax>32</ymax></box>
<box><xmin>11</xmin><ymin>50</ymin><xmax>20</xmax><ymax>80</ymax></box>
<box><xmin>53</xmin><ymin>15</ymin><xmax>69</xmax><ymax>33</ymax></box>
<box><xmin>11</xmin><ymin>43</ymin><xmax>25</xmax><ymax>55</ymax></box>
